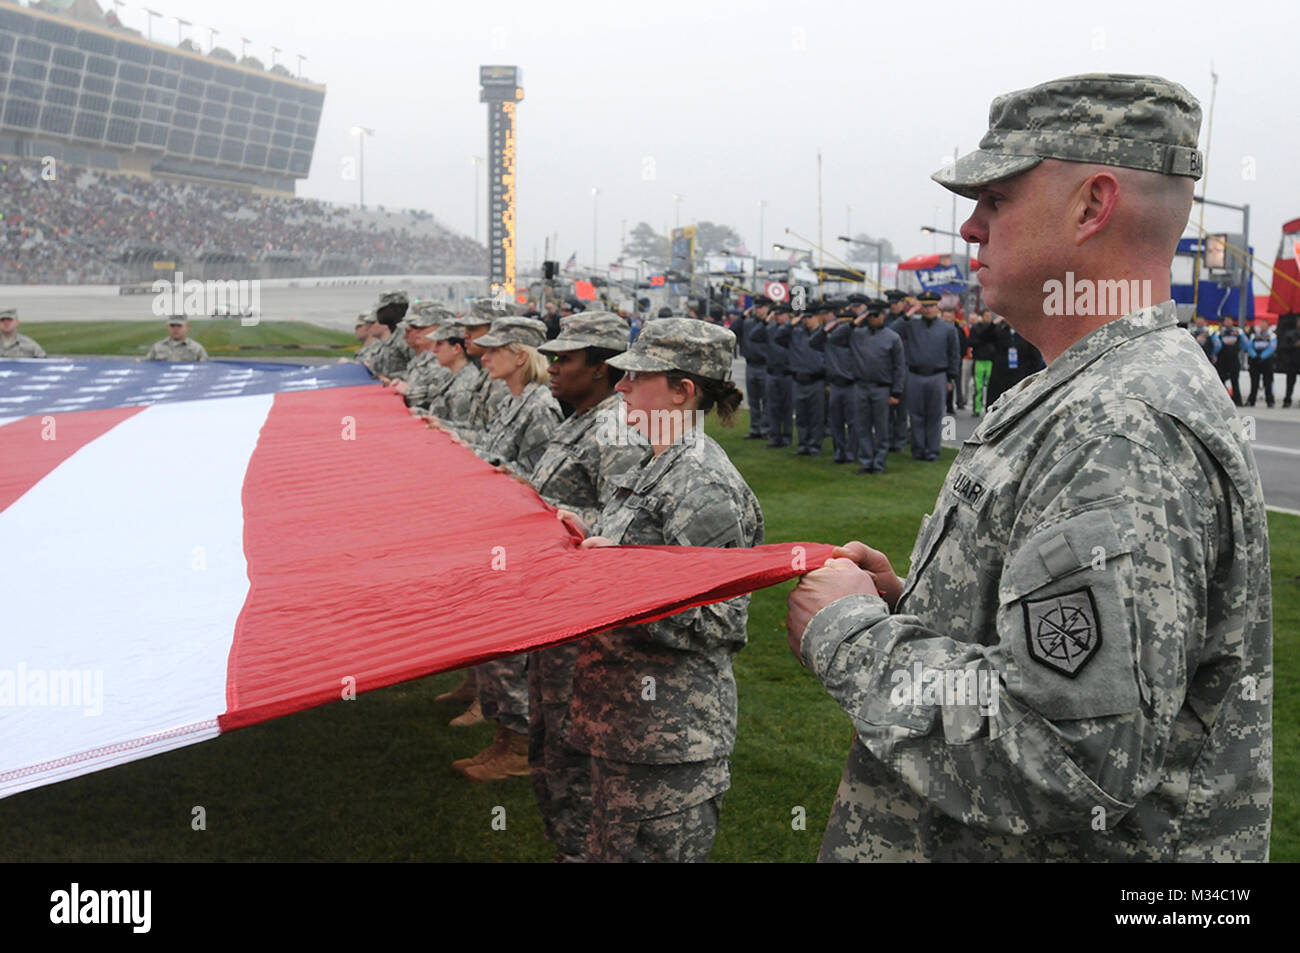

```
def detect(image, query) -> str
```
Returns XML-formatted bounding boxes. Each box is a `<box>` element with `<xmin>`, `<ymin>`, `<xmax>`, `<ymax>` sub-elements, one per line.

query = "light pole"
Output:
<box><xmin>270</xmin><ymin>46</ymin><xmax>281</xmax><ymax>67</ymax></box>
<box><xmin>672</xmin><ymin>193</ymin><xmax>683</xmax><ymax>230</ymax></box>
<box><xmin>240</xmin><ymin>37</ymin><xmax>251</xmax><ymax>59</ymax></box>
<box><xmin>350</xmin><ymin>126</ymin><xmax>374</xmax><ymax>210</ymax></box>
<box><xmin>591</xmin><ymin>187</ymin><xmax>600</xmax><ymax>274</ymax></box>
<box><xmin>470</xmin><ymin>156</ymin><xmax>483</xmax><ymax>244</ymax></box>
<box><xmin>173</xmin><ymin>17</ymin><xmax>190</xmax><ymax>45</ymax></box>
<box><xmin>296</xmin><ymin>54</ymin><xmax>306</xmax><ymax>79</ymax></box>
<box><xmin>143</xmin><ymin>9</ymin><xmax>160</xmax><ymax>42</ymax></box>
<box><xmin>838</xmin><ymin>234</ymin><xmax>882</xmax><ymax>289</ymax></box>
<box><xmin>207</xmin><ymin>27</ymin><xmax>219</xmax><ymax>52</ymax></box>
<box><xmin>758</xmin><ymin>199</ymin><xmax>766</xmax><ymax>273</ymax></box>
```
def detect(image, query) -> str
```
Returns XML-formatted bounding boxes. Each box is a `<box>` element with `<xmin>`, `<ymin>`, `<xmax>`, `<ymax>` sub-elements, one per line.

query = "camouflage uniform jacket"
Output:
<box><xmin>452</xmin><ymin>366</ymin><xmax>508</xmax><ymax>445</ymax></box>
<box><xmin>399</xmin><ymin>350</ymin><xmax>450</xmax><ymax>408</ymax></box>
<box><xmin>802</xmin><ymin>301</ymin><xmax>1272</xmax><ymax>862</ymax></box>
<box><xmin>568</xmin><ymin>432</ymin><xmax>765</xmax><ymax>764</ymax></box>
<box><xmin>144</xmin><ymin>337</ymin><xmax>209</xmax><ymax>362</ymax></box>
<box><xmin>366</xmin><ymin>330</ymin><xmax>413</xmax><ymax>378</ymax></box>
<box><xmin>0</xmin><ymin>333</ymin><xmax>46</xmax><ymax>358</ymax></box>
<box><xmin>354</xmin><ymin>337</ymin><xmax>383</xmax><ymax>364</ymax></box>
<box><xmin>473</xmin><ymin>380</ymin><xmax>563</xmax><ymax>480</ymax></box>
<box><xmin>530</xmin><ymin>393</ymin><xmax>650</xmax><ymax>530</ymax></box>
<box><xmin>425</xmin><ymin>361</ymin><xmax>479</xmax><ymax>420</ymax></box>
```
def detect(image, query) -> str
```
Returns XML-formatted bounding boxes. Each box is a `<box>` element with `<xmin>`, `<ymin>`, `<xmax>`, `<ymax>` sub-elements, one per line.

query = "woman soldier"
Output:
<box><xmin>527</xmin><ymin>312</ymin><xmax>649</xmax><ymax>860</ymax></box>
<box><xmin>421</xmin><ymin>318</ymin><xmax>481</xmax><ymax>423</ymax></box>
<box><xmin>563</xmin><ymin>318</ymin><xmax>764</xmax><ymax>862</ymax></box>
<box><xmin>451</xmin><ymin>316</ymin><xmax>564</xmax><ymax>780</ymax></box>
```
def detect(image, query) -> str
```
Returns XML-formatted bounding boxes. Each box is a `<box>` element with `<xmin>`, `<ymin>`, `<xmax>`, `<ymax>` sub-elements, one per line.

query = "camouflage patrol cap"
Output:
<box><xmin>167</xmin><ymin>315</ymin><xmax>186</xmax><ymax>325</ymax></box>
<box><xmin>0</xmin><ymin>308</ymin><xmax>16</xmax><ymax>319</ymax></box>
<box><xmin>354</xmin><ymin>311</ymin><xmax>373</xmax><ymax>327</ymax></box>
<box><xmin>378</xmin><ymin>290</ymin><xmax>409</xmax><ymax>308</ymax></box>
<box><xmin>538</xmin><ymin>311</ymin><xmax>630</xmax><ymax>354</ymax></box>
<box><xmin>474</xmin><ymin>316</ymin><xmax>548</xmax><ymax>349</ymax></box>
<box><xmin>932</xmin><ymin>74</ymin><xmax>1204</xmax><ymax>200</ymax></box>
<box><xmin>607</xmin><ymin>317</ymin><xmax>735</xmax><ymax>381</ymax></box>
<box><xmin>431</xmin><ymin>319</ymin><xmax>466</xmax><ymax>342</ymax></box>
<box><xmin>407</xmin><ymin>305</ymin><xmax>455</xmax><ymax>329</ymax></box>
<box><xmin>471</xmin><ymin>298</ymin><xmax>517</xmax><ymax>319</ymax></box>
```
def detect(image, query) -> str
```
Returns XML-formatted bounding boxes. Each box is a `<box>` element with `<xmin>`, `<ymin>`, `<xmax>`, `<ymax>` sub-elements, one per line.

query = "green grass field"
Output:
<box><xmin>1</xmin><ymin>410</ymin><xmax>1295</xmax><ymax>861</ymax></box>
<box><xmin>20</xmin><ymin>320</ymin><xmax>358</xmax><ymax>360</ymax></box>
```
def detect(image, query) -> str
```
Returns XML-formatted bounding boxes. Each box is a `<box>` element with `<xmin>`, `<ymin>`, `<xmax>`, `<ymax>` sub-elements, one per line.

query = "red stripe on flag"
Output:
<box><xmin>218</xmin><ymin>384</ymin><xmax>830</xmax><ymax>732</ymax></box>
<box><xmin>0</xmin><ymin>406</ymin><xmax>145</xmax><ymax>513</ymax></box>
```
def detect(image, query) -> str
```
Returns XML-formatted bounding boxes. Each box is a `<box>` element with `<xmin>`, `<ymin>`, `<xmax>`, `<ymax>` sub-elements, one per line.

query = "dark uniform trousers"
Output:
<box><xmin>906</xmin><ymin>370</ymin><xmax>947</xmax><ymax>460</ymax></box>
<box><xmin>826</xmin><ymin>379</ymin><xmax>857</xmax><ymax>462</ymax></box>
<box><xmin>766</xmin><ymin>370</ymin><xmax>793</xmax><ymax>444</ymax></box>
<box><xmin>745</xmin><ymin>361</ymin><xmax>768</xmax><ymax>436</ymax></box>
<box><xmin>793</xmin><ymin>375</ymin><xmax>826</xmax><ymax>453</ymax></box>
<box><xmin>889</xmin><ymin>377</ymin><xmax>909</xmax><ymax>450</ymax></box>
<box><xmin>854</xmin><ymin>382</ymin><xmax>892</xmax><ymax>471</ymax></box>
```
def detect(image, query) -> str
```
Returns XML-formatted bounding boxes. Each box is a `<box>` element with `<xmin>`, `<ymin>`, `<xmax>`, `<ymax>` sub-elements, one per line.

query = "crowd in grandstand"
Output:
<box><xmin>0</xmin><ymin>162</ymin><xmax>486</xmax><ymax>284</ymax></box>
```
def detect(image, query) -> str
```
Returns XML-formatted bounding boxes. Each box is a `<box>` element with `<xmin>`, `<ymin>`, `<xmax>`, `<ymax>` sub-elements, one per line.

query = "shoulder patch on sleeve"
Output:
<box><xmin>1023</xmin><ymin>587</ymin><xmax>1101</xmax><ymax>677</ymax></box>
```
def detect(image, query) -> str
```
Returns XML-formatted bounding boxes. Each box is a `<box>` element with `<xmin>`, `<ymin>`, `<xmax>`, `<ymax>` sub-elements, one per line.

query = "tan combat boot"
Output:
<box><xmin>435</xmin><ymin>670</ymin><xmax>477</xmax><ymax>704</ymax></box>
<box><xmin>451</xmin><ymin>725</ymin><xmax>506</xmax><ymax>774</ymax></box>
<box><xmin>462</xmin><ymin>728</ymin><xmax>531</xmax><ymax>782</ymax></box>
<box><xmin>449</xmin><ymin>698</ymin><xmax>484</xmax><ymax>727</ymax></box>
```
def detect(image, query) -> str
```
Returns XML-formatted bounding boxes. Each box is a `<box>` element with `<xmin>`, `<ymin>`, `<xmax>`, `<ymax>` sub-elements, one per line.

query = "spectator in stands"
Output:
<box><xmin>0</xmin><ymin>308</ymin><xmax>47</xmax><ymax>358</ymax></box>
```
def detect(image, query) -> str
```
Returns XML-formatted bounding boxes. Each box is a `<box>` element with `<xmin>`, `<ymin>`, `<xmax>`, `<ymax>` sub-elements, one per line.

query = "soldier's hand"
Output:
<box><xmin>787</xmin><ymin>558</ymin><xmax>880</xmax><ymax>658</ymax></box>
<box><xmin>556</xmin><ymin>509</ymin><xmax>588</xmax><ymax>538</ymax></box>
<box><xmin>888</xmin><ymin>396</ymin><xmax>900</xmax><ymax>406</ymax></box>
<box><xmin>580</xmin><ymin>536</ymin><xmax>615</xmax><ymax>549</ymax></box>
<box><xmin>393</xmin><ymin>380</ymin><xmax>410</xmax><ymax>395</ymax></box>
<box><xmin>831</xmin><ymin>541</ymin><xmax>903</xmax><ymax>611</ymax></box>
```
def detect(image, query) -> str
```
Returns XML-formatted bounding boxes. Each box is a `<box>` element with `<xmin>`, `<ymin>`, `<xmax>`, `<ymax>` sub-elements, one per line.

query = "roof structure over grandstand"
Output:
<box><xmin>0</xmin><ymin>0</ymin><xmax>325</xmax><ymax>194</ymax></box>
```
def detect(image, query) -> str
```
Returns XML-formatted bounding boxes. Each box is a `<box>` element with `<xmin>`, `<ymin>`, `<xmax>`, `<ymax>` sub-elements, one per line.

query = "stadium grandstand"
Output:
<box><xmin>1</xmin><ymin>0</ymin><xmax>486</xmax><ymax>283</ymax></box>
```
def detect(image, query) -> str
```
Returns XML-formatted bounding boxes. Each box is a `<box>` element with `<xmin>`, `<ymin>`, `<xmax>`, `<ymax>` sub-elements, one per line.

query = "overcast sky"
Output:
<box><xmin>101</xmin><ymin>0</ymin><xmax>1300</xmax><ymax>275</ymax></box>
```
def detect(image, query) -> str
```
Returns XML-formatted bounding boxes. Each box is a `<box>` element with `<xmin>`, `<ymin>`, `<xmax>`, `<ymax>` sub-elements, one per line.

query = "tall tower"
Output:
<box><xmin>479</xmin><ymin>66</ymin><xmax>524</xmax><ymax>299</ymax></box>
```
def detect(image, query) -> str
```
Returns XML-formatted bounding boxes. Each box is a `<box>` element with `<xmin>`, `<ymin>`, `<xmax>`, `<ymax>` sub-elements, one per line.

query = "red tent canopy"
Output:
<box><xmin>898</xmin><ymin>253</ymin><xmax>979</xmax><ymax>271</ymax></box>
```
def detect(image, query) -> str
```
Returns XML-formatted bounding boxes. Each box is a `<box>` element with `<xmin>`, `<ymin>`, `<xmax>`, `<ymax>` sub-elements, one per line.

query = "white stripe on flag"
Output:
<box><xmin>0</xmin><ymin>394</ymin><xmax>273</xmax><ymax>798</ymax></box>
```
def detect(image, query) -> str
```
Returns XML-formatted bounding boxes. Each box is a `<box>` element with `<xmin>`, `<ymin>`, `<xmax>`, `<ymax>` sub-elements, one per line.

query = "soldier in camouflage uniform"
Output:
<box><xmin>470</xmin><ymin>316</ymin><xmax>564</xmax><ymax>480</ymax></box>
<box><xmin>144</xmin><ymin>317</ymin><xmax>209</xmax><ymax>362</ymax></box>
<box><xmin>388</xmin><ymin>304</ymin><xmax>452</xmax><ymax>409</ymax></box>
<box><xmin>0</xmin><ymin>309</ymin><xmax>47</xmax><ymax>358</ymax></box>
<box><xmin>568</xmin><ymin>318</ymin><xmax>764</xmax><ymax>862</ymax></box>
<box><xmin>352</xmin><ymin>311</ymin><xmax>383</xmax><ymax>363</ymax></box>
<box><xmin>527</xmin><ymin>312</ymin><xmax>649</xmax><ymax>859</ymax></box>
<box><xmin>444</xmin><ymin>301</ymin><xmax>512</xmax><ymax>445</ymax></box>
<box><xmin>787</xmin><ymin>74</ymin><xmax>1272</xmax><ymax>862</ymax></box>
<box><xmin>364</xmin><ymin>290</ymin><xmax>414</xmax><ymax>379</ymax></box>
<box><xmin>451</xmin><ymin>316</ymin><xmax>564</xmax><ymax>781</ymax></box>
<box><xmin>423</xmin><ymin>320</ymin><xmax>480</xmax><ymax>420</ymax></box>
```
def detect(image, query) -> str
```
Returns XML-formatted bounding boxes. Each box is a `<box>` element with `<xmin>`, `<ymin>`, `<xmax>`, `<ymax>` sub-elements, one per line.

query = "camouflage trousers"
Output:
<box><xmin>527</xmin><ymin>643</ymin><xmax>591</xmax><ymax>861</ymax></box>
<box><xmin>475</xmin><ymin>654</ymin><xmax>529</xmax><ymax>734</ymax></box>
<box><xmin>586</xmin><ymin>756</ymin><xmax>729</xmax><ymax>863</ymax></box>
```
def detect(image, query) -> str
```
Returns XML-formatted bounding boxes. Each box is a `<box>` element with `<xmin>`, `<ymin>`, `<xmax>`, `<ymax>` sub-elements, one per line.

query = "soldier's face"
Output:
<box><xmin>962</xmin><ymin>164</ymin><xmax>1067</xmax><ymax>320</ymax></box>
<box><xmin>463</xmin><ymin>324</ymin><xmax>489</xmax><ymax>357</ymax></box>
<box><xmin>0</xmin><ymin>317</ymin><xmax>16</xmax><ymax>335</ymax></box>
<box><xmin>615</xmin><ymin>370</ymin><xmax>680</xmax><ymax>438</ymax></box>
<box><xmin>548</xmin><ymin>350</ymin><xmax>596</xmax><ymax>403</ymax></box>
<box><xmin>169</xmin><ymin>323</ymin><xmax>186</xmax><ymax>340</ymax></box>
